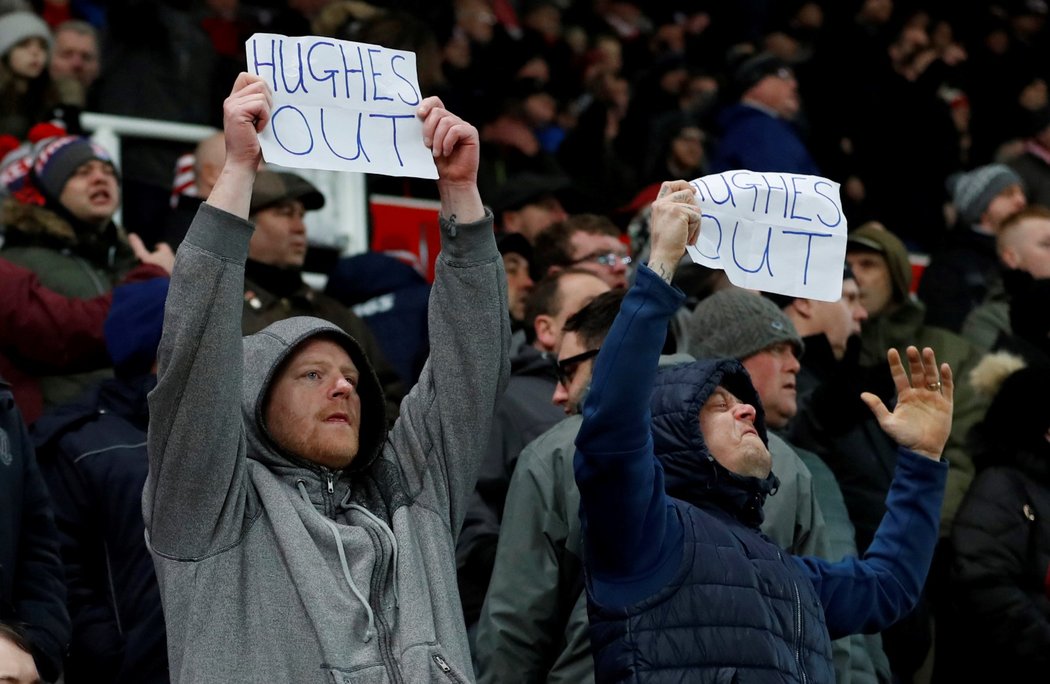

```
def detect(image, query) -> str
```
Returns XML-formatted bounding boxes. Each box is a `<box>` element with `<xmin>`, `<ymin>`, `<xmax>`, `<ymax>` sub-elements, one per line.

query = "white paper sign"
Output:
<box><xmin>686</xmin><ymin>170</ymin><xmax>847</xmax><ymax>302</ymax></box>
<box><xmin>246</xmin><ymin>33</ymin><xmax>438</xmax><ymax>179</ymax></box>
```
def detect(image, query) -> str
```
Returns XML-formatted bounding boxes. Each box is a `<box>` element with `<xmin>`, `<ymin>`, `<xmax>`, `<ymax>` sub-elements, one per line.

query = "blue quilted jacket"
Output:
<box><xmin>574</xmin><ymin>265</ymin><xmax>948</xmax><ymax>683</ymax></box>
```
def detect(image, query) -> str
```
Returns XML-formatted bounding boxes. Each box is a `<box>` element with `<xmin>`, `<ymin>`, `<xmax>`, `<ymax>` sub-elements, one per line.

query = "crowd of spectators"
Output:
<box><xmin>1</xmin><ymin>1</ymin><xmax>1049</xmax><ymax>683</ymax></box>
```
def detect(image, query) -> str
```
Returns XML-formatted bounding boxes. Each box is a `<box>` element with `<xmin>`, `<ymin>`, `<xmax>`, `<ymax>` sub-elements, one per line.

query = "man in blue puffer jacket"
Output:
<box><xmin>574</xmin><ymin>180</ymin><xmax>954</xmax><ymax>683</ymax></box>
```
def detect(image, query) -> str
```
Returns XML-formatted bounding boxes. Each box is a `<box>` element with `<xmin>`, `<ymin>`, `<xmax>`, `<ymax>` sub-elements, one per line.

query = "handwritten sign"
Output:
<box><xmin>246</xmin><ymin>33</ymin><xmax>438</xmax><ymax>179</ymax></box>
<box><xmin>686</xmin><ymin>170</ymin><xmax>847</xmax><ymax>302</ymax></box>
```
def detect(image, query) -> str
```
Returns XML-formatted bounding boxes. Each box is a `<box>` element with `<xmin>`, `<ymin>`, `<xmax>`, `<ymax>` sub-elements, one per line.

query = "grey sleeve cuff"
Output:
<box><xmin>183</xmin><ymin>203</ymin><xmax>255</xmax><ymax>263</ymax></box>
<box><xmin>439</xmin><ymin>209</ymin><xmax>499</xmax><ymax>264</ymax></box>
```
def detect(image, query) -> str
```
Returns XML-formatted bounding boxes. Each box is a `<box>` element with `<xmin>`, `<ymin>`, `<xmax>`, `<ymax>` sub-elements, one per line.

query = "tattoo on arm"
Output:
<box><xmin>653</xmin><ymin>261</ymin><xmax>674</xmax><ymax>284</ymax></box>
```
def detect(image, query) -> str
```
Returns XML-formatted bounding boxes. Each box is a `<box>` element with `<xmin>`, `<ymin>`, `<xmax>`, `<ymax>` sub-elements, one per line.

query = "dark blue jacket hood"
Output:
<box><xmin>649</xmin><ymin>359</ymin><xmax>779</xmax><ymax>528</ymax></box>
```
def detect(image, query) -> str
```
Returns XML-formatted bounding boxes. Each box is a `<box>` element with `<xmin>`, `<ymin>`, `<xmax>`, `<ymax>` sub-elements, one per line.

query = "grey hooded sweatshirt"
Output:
<box><xmin>143</xmin><ymin>203</ymin><xmax>510</xmax><ymax>683</ymax></box>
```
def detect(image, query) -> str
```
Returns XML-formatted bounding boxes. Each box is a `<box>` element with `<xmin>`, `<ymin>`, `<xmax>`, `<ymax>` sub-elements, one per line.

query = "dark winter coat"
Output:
<box><xmin>33</xmin><ymin>375</ymin><xmax>168</xmax><ymax>683</ymax></box>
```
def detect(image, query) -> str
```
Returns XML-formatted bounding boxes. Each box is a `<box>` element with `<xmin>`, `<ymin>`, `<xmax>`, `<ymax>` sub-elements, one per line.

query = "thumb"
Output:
<box><xmin>128</xmin><ymin>233</ymin><xmax>149</xmax><ymax>260</ymax></box>
<box><xmin>860</xmin><ymin>391</ymin><xmax>891</xmax><ymax>424</ymax></box>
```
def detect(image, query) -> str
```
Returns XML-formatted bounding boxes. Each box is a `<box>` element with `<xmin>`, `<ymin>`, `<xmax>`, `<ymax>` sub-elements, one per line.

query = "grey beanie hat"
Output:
<box><xmin>949</xmin><ymin>163</ymin><xmax>1023</xmax><ymax>226</ymax></box>
<box><xmin>0</xmin><ymin>11</ymin><xmax>53</xmax><ymax>59</ymax></box>
<box><xmin>685</xmin><ymin>287</ymin><xmax>804</xmax><ymax>361</ymax></box>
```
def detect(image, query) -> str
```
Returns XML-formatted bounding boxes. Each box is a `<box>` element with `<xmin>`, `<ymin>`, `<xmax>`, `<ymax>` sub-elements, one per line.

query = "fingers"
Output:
<box><xmin>424</xmin><ymin>109</ymin><xmax>478</xmax><ymax>158</ymax></box>
<box><xmin>905</xmin><ymin>346</ymin><xmax>926</xmax><ymax>389</ymax></box>
<box><xmin>921</xmin><ymin>347</ymin><xmax>941</xmax><ymax>391</ymax></box>
<box><xmin>229</xmin><ymin>72</ymin><xmax>266</xmax><ymax>96</ymax></box>
<box><xmin>940</xmin><ymin>360</ymin><xmax>955</xmax><ymax>403</ymax></box>
<box><xmin>657</xmin><ymin>179</ymin><xmax>693</xmax><ymax>198</ymax></box>
<box><xmin>127</xmin><ymin>233</ymin><xmax>149</xmax><ymax>260</ymax></box>
<box><xmin>416</xmin><ymin>96</ymin><xmax>446</xmax><ymax>119</ymax></box>
<box><xmin>886</xmin><ymin>347</ymin><xmax>911</xmax><ymax>396</ymax></box>
<box><xmin>860</xmin><ymin>391</ymin><xmax>891</xmax><ymax>423</ymax></box>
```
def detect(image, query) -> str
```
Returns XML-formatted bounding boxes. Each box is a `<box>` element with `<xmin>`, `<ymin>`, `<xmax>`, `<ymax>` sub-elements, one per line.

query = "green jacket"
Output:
<box><xmin>0</xmin><ymin>198</ymin><xmax>135</xmax><ymax>409</ymax></box>
<box><xmin>859</xmin><ymin>299</ymin><xmax>987</xmax><ymax>538</ymax></box>
<box><xmin>476</xmin><ymin>407</ymin><xmax>831</xmax><ymax>683</ymax></box>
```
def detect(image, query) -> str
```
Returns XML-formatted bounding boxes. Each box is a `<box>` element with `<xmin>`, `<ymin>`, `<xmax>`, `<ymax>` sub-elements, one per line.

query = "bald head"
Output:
<box><xmin>194</xmin><ymin>132</ymin><xmax>226</xmax><ymax>199</ymax></box>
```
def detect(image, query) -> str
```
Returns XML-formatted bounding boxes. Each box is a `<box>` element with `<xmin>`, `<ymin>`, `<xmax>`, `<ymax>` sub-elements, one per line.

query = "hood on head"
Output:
<box><xmin>847</xmin><ymin>222</ymin><xmax>912</xmax><ymax>303</ymax></box>
<box><xmin>242</xmin><ymin>316</ymin><xmax>387</xmax><ymax>472</ymax></box>
<box><xmin>649</xmin><ymin>359</ymin><xmax>777</xmax><ymax>526</ymax></box>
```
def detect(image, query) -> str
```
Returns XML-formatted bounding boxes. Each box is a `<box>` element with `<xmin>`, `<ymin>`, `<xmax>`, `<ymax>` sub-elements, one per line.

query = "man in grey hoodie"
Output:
<box><xmin>143</xmin><ymin>73</ymin><xmax>510</xmax><ymax>682</ymax></box>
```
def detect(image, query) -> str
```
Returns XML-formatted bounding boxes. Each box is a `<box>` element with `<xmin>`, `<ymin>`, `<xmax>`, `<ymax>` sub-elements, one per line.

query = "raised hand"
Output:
<box><xmin>222</xmin><ymin>73</ymin><xmax>272</xmax><ymax>172</ymax></box>
<box><xmin>208</xmin><ymin>73</ymin><xmax>273</xmax><ymax>219</ymax></box>
<box><xmin>647</xmin><ymin>180</ymin><xmax>701</xmax><ymax>283</ymax></box>
<box><xmin>861</xmin><ymin>346</ymin><xmax>953</xmax><ymax>460</ymax></box>
<box><xmin>128</xmin><ymin>233</ymin><xmax>175</xmax><ymax>274</ymax></box>
<box><xmin>419</xmin><ymin>97</ymin><xmax>479</xmax><ymax>187</ymax></box>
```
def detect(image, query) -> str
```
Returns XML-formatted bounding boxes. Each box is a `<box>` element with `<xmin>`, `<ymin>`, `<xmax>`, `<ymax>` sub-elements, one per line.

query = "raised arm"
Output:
<box><xmin>143</xmin><ymin>74</ymin><xmax>270</xmax><ymax>558</ymax></box>
<box><xmin>797</xmin><ymin>347</ymin><xmax>952</xmax><ymax>636</ymax></box>
<box><xmin>574</xmin><ymin>182</ymin><xmax>699</xmax><ymax>602</ymax></box>
<box><xmin>384</xmin><ymin>98</ymin><xmax>510</xmax><ymax>533</ymax></box>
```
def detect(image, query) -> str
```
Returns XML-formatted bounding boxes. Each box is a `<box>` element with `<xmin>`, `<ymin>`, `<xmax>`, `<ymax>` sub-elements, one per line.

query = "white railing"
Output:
<box><xmin>80</xmin><ymin>112</ymin><xmax>369</xmax><ymax>255</ymax></box>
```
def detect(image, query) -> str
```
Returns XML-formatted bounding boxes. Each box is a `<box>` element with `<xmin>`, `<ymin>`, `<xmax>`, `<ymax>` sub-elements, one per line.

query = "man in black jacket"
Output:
<box><xmin>0</xmin><ymin>375</ymin><xmax>69</xmax><ymax>683</ymax></box>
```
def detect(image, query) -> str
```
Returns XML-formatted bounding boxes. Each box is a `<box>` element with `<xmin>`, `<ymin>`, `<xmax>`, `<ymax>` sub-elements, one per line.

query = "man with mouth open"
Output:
<box><xmin>0</xmin><ymin>131</ymin><xmax>173</xmax><ymax>413</ymax></box>
<box><xmin>574</xmin><ymin>180</ymin><xmax>954</xmax><ymax>683</ymax></box>
<box><xmin>144</xmin><ymin>73</ymin><xmax>509</xmax><ymax>682</ymax></box>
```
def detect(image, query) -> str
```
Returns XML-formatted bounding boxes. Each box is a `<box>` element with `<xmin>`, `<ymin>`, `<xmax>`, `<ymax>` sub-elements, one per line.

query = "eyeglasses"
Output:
<box><xmin>554</xmin><ymin>348</ymin><xmax>600</xmax><ymax>387</ymax></box>
<box><xmin>570</xmin><ymin>252</ymin><xmax>633</xmax><ymax>268</ymax></box>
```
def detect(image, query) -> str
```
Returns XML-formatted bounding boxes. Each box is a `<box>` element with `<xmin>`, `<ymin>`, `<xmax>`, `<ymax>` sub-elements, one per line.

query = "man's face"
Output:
<box><xmin>266</xmin><ymin>338</ymin><xmax>361</xmax><ymax>470</ymax></box>
<box><xmin>250</xmin><ymin>200</ymin><xmax>308</xmax><ymax>268</ymax></box>
<box><xmin>846</xmin><ymin>250</ymin><xmax>894</xmax><ymax>317</ymax></box>
<box><xmin>50</xmin><ymin>29</ymin><xmax>100</xmax><ymax>87</ymax></box>
<box><xmin>982</xmin><ymin>183</ymin><xmax>1027</xmax><ymax>232</ymax></box>
<box><xmin>0</xmin><ymin>636</ymin><xmax>41</xmax><ymax>684</ymax></box>
<box><xmin>808</xmin><ymin>278</ymin><xmax>868</xmax><ymax>360</ymax></box>
<box><xmin>59</xmin><ymin>159</ymin><xmax>120</xmax><ymax>227</ymax></box>
<box><xmin>566</xmin><ymin>231</ymin><xmax>630</xmax><ymax>289</ymax></box>
<box><xmin>746</xmin><ymin>68</ymin><xmax>800</xmax><ymax>119</ymax></box>
<box><xmin>1002</xmin><ymin>216</ymin><xmax>1050</xmax><ymax>279</ymax></box>
<box><xmin>504</xmin><ymin>196</ymin><xmax>568</xmax><ymax>243</ymax></box>
<box><xmin>535</xmin><ymin>272</ymin><xmax>610</xmax><ymax>352</ymax></box>
<box><xmin>503</xmin><ymin>252</ymin><xmax>534</xmax><ymax>321</ymax></box>
<box><xmin>698</xmin><ymin>386</ymin><xmax>771</xmax><ymax>479</ymax></box>
<box><xmin>552</xmin><ymin>330</ymin><xmax>595</xmax><ymax>414</ymax></box>
<box><xmin>741</xmin><ymin>341</ymin><xmax>800</xmax><ymax>430</ymax></box>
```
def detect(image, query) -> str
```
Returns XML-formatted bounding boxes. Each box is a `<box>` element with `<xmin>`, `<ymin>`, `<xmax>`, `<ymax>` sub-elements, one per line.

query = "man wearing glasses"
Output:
<box><xmin>534</xmin><ymin>214</ymin><xmax>632</xmax><ymax>289</ymax></box>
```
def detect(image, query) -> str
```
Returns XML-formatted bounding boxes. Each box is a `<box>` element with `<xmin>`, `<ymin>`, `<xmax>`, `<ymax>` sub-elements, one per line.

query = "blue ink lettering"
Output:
<box><xmin>695</xmin><ymin>213</ymin><xmax>722</xmax><ymax>259</ymax></box>
<box><xmin>689</xmin><ymin>179</ymin><xmax>706</xmax><ymax>202</ymax></box>
<box><xmin>278</xmin><ymin>40</ymin><xmax>308</xmax><ymax>94</ymax></box>
<box><xmin>307</xmin><ymin>41</ymin><xmax>339</xmax><ymax>98</ymax></box>
<box><xmin>390</xmin><ymin>55</ymin><xmax>420</xmax><ymax>105</ymax></box>
<box><xmin>367</xmin><ymin>48</ymin><xmax>394</xmax><ymax>102</ymax></box>
<box><xmin>369</xmin><ymin>114</ymin><xmax>414</xmax><ymax>166</ymax></box>
<box><xmin>812</xmin><ymin>181</ymin><xmax>843</xmax><ymax>228</ymax></box>
<box><xmin>789</xmin><ymin>176</ymin><xmax>812</xmax><ymax>222</ymax></box>
<box><xmin>251</xmin><ymin>39</ymin><xmax>277</xmax><ymax>91</ymax></box>
<box><xmin>782</xmin><ymin>230</ymin><xmax>833</xmax><ymax>285</ymax></box>
<box><xmin>270</xmin><ymin>105</ymin><xmax>313</xmax><ymax>156</ymax></box>
<box><xmin>703</xmin><ymin>174</ymin><xmax>736</xmax><ymax>207</ymax></box>
<box><xmin>340</xmin><ymin>44</ymin><xmax>366</xmax><ymax>101</ymax></box>
<box><xmin>730</xmin><ymin>171</ymin><xmax>760</xmax><ymax>212</ymax></box>
<box><xmin>731</xmin><ymin>223</ymin><xmax>774</xmax><ymax>276</ymax></box>
<box><xmin>321</xmin><ymin>109</ymin><xmax>369</xmax><ymax>162</ymax></box>
<box><xmin>761</xmin><ymin>174</ymin><xmax>787</xmax><ymax>216</ymax></box>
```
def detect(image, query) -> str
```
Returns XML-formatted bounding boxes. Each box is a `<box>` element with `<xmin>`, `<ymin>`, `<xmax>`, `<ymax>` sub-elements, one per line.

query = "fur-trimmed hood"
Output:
<box><xmin>2</xmin><ymin>196</ymin><xmax>131</xmax><ymax>269</ymax></box>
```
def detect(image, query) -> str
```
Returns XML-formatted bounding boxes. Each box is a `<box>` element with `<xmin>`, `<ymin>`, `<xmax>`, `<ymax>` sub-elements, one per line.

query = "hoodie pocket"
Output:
<box><xmin>326</xmin><ymin>664</ymin><xmax>390</xmax><ymax>684</ymax></box>
<box><xmin>428</xmin><ymin>652</ymin><xmax>469</xmax><ymax>683</ymax></box>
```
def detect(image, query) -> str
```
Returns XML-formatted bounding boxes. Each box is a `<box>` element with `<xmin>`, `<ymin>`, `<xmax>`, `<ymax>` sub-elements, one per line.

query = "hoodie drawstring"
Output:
<box><xmin>298</xmin><ymin>480</ymin><xmax>375</xmax><ymax>642</ymax></box>
<box><xmin>347</xmin><ymin>502</ymin><xmax>400</xmax><ymax>608</ymax></box>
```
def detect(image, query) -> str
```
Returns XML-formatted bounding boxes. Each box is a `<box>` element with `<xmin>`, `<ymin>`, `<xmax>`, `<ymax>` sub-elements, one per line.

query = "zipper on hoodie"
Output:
<box><xmin>316</xmin><ymin>467</ymin><xmax>336</xmax><ymax>517</ymax></box>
